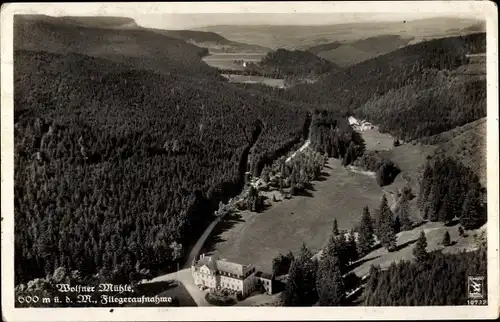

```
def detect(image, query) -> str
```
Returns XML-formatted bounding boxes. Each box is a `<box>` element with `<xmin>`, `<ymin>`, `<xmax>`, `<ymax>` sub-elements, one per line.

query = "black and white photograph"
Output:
<box><xmin>1</xmin><ymin>1</ymin><xmax>499</xmax><ymax>321</ymax></box>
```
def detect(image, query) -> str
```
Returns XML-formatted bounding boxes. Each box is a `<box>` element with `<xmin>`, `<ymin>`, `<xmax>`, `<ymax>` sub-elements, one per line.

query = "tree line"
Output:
<box><xmin>364</xmin><ymin>231</ymin><xmax>487</xmax><ymax>305</ymax></box>
<box><xmin>418</xmin><ymin>156</ymin><xmax>487</xmax><ymax>229</ymax></box>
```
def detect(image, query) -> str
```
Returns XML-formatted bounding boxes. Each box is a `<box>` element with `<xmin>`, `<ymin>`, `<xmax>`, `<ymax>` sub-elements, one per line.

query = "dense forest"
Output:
<box><xmin>14</xmin><ymin>15</ymin><xmax>489</xmax><ymax>309</ymax></box>
<box><xmin>14</xmin><ymin>15</ymin><xmax>215</xmax><ymax>78</ymax></box>
<box><xmin>418</xmin><ymin>157</ymin><xmax>487</xmax><ymax>229</ymax></box>
<box><xmin>308</xmin><ymin>110</ymin><xmax>365</xmax><ymax>165</ymax></box>
<box><xmin>243</xmin><ymin>48</ymin><xmax>339</xmax><ymax>79</ymax></box>
<box><xmin>357</xmin><ymin>69</ymin><xmax>486</xmax><ymax>141</ymax></box>
<box><xmin>252</xmin><ymin>33</ymin><xmax>486</xmax><ymax>140</ymax></box>
<box><xmin>364</xmin><ymin>238</ymin><xmax>487</xmax><ymax>305</ymax></box>
<box><xmin>14</xmin><ymin>49</ymin><xmax>309</xmax><ymax>285</ymax></box>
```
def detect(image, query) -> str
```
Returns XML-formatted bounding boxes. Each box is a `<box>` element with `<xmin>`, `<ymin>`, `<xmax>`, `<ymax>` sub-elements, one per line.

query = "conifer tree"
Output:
<box><xmin>377</xmin><ymin>195</ymin><xmax>397</xmax><ymax>251</ymax></box>
<box><xmin>357</xmin><ymin>206</ymin><xmax>375</xmax><ymax>256</ymax></box>
<box><xmin>283</xmin><ymin>243</ymin><xmax>317</xmax><ymax>306</ymax></box>
<box><xmin>347</xmin><ymin>229</ymin><xmax>359</xmax><ymax>264</ymax></box>
<box><xmin>331</xmin><ymin>235</ymin><xmax>349</xmax><ymax>273</ymax></box>
<box><xmin>316</xmin><ymin>253</ymin><xmax>345</xmax><ymax>306</ymax></box>
<box><xmin>460</xmin><ymin>183</ymin><xmax>486</xmax><ymax>230</ymax></box>
<box><xmin>418</xmin><ymin>162</ymin><xmax>433</xmax><ymax>210</ymax></box>
<box><xmin>398</xmin><ymin>198</ymin><xmax>413</xmax><ymax>231</ymax></box>
<box><xmin>438</xmin><ymin>194</ymin><xmax>453</xmax><ymax>223</ymax></box>
<box><xmin>442</xmin><ymin>231</ymin><xmax>451</xmax><ymax>246</ymax></box>
<box><xmin>458</xmin><ymin>226</ymin><xmax>464</xmax><ymax>237</ymax></box>
<box><xmin>413</xmin><ymin>231</ymin><xmax>428</xmax><ymax>262</ymax></box>
<box><xmin>376</xmin><ymin>195</ymin><xmax>390</xmax><ymax>234</ymax></box>
<box><xmin>427</xmin><ymin>185</ymin><xmax>439</xmax><ymax>222</ymax></box>
<box><xmin>332</xmin><ymin>218</ymin><xmax>340</xmax><ymax>236</ymax></box>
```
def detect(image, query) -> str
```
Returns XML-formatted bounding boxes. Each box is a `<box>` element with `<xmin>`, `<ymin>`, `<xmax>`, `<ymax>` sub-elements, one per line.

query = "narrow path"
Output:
<box><xmin>183</xmin><ymin>215</ymin><xmax>225</xmax><ymax>269</ymax></box>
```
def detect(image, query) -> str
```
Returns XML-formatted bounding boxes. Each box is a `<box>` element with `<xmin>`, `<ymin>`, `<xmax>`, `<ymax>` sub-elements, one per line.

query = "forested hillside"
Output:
<box><xmin>13</xmin><ymin>14</ymin><xmax>490</xmax><ymax>308</ymax></box>
<box><xmin>264</xmin><ymin>33</ymin><xmax>486</xmax><ymax>141</ymax></box>
<box><xmin>307</xmin><ymin>35</ymin><xmax>414</xmax><ymax>67</ymax></box>
<box><xmin>14</xmin><ymin>49</ymin><xmax>308</xmax><ymax>285</ymax></box>
<box><xmin>255</xmin><ymin>48</ymin><xmax>339</xmax><ymax>78</ymax></box>
<box><xmin>357</xmin><ymin>68</ymin><xmax>486</xmax><ymax>141</ymax></box>
<box><xmin>14</xmin><ymin>15</ymin><xmax>216</xmax><ymax>78</ymax></box>
<box><xmin>153</xmin><ymin>29</ymin><xmax>271</xmax><ymax>53</ymax></box>
<box><xmin>364</xmin><ymin>245</ymin><xmax>487</xmax><ymax>305</ymax></box>
<box><xmin>417</xmin><ymin>118</ymin><xmax>487</xmax><ymax>186</ymax></box>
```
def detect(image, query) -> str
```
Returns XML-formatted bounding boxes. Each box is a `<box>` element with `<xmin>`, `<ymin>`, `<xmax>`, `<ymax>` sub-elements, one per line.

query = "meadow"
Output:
<box><xmin>222</xmin><ymin>74</ymin><xmax>285</xmax><ymax>88</ymax></box>
<box><xmin>202</xmin><ymin>53</ymin><xmax>267</xmax><ymax>70</ymax></box>
<box><xmin>205</xmin><ymin>157</ymin><xmax>387</xmax><ymax>272</ymax></box>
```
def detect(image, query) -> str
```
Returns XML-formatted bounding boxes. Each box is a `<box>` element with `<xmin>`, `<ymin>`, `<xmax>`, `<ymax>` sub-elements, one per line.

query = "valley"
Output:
<box><xmin>11</xmin><ymin>12</ymin><xmax>491</xmax><ymax>310</ymax></box>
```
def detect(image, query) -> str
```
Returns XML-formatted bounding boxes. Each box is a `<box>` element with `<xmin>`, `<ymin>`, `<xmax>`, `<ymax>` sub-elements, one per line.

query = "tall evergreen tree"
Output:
<box><xmin>376</xmin><ymin>195</ymin><xmax>390</xmax><ymax>234</ymax></box>
<box><xmin>442</xmin><ymin>231</ymin><xmax>451</xmax><ymax>246</ymax></box>
<box><xmin>398</xmin><ymin>198</ymin><xmax>413</xmax><ymax>231</ymax></box>
<box><xmin>357</xmin><ymin>206</ymin><xmax>375</xmax><ymax>256</ymax></box>
<box><xmin>331</xmin><ymin>235</ymin><xmax>349</xmax><ymax>274</ymax></box>
<box><xmin>332</xmin><ymin>218</ymin><xmax>340</xmax><ymax>236</ymax></box>
<box><xmin>427</xmin><ymin>185</ymin><xmax>439</xmax><ymax>222</ymax></box>
<box><xmin>418</xmin><ymin>162</ymin><xmax>433</xmax><ymax>210</ymax></box>
<box><xmin>377</xmin><ymin>195</ymin><xmax>397</xmax><ymax>251</ymax></box>
<box><xmin>347</xmin><ymin>229</ymin><xmax>358</xmax><ymax>264</ymax></box>
<box><xmin>316</xmin><ymin>253</ymin><xmax>345</xmax><ymax>306</ymax></box>
<box><xmin>413</xmin><ymin>231</ymin><xmax>428</xmax><ymax>262</ymax></box>
<box><xmin>460</xmin><ymin>183</ymin><xmax>486</xmax><ymax>230</ymax></box>
<box><xmin>438</xmin><ymin>193</ymin><xmax>454</xmax><ymax>223</ymax></box>
<box><xmin>283</xmin><ymin>243</ymin><xmax>318</xmax><ymax>306</ymax></box>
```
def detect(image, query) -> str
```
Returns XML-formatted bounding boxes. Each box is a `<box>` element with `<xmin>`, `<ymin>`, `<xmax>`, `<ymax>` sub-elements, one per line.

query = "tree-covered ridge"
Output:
<box><xmin>244</xmin><ymin>48</ymin><xmax>340</xmax><ymax>79</ymax></box>
<box><xmin>14</xmin><ymin>49</ymin><xmax>308</xmax><ymax>285</ymax></box>
<box><xmin>418</xmin><ymin>156</ymin><xmax>486</xmax><ymax>229</ymax></box>
<box><xmin>356</xmin><ymin>69</ymin><xmax>486</xmax><ymax>141</ymax></box>
<box><xmin>14</xmin><ymin>15</ymin><xmax>216</xmax><ymax>79</ymax></box>
<box><xmin>364</xmin><ymin>247</ymin><xmax>487</xmax><ymax>305</ymax></box>
<box><xmin>264</xmin><ymin>33</ymin><xmax>486</xmax><ymax>140</ymax></box>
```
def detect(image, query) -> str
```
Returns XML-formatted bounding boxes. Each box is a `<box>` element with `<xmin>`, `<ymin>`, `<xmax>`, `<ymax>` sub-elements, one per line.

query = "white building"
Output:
<box><xmin>348</xmin><ymin>116</ymin><xmax>359</xmax><ymax>126</ymax></box>
<box><xmin>191</xmin><ymin>254</ymin><xmax>273</xmax><ymax>298</ymax></box>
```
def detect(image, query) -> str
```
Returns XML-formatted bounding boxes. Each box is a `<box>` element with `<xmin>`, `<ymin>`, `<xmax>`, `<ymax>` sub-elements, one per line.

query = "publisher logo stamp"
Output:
<box><xmin>468</xmin><ymin>276</ymin><xmax>485</xmax><ymax>299</ymax></box>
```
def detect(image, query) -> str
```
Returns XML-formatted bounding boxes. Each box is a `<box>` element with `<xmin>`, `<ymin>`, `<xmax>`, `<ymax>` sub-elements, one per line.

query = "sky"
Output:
<box><xmin>132</xmin><ymin>12</ymin><xmax>482</xmax><ymax>30</ymax></box>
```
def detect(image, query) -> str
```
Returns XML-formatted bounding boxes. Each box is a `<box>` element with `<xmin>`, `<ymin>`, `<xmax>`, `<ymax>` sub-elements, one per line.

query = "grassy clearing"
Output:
<box><xmin>202</xmin><ymin>53</ymin><xmax>266</xmax><ymax>70</ymax></box>
<box><xmin>206</xmin><ymin>158</ymin><xmax>386</xmax><ymax>272</ymax></box>
<box><xmin>351</xmin><ymin>221</ymin><xmax>486</xmax><ymax>277</ymax></box>
<box><xmin>359</xmin><ymin>127</ymin><xmax>395</xmax><ymax>151</ymax></box>
<box><xmin>222</xmin><ymin>74</ymin><xmax>285</xmax><ymax>88</ymax></box>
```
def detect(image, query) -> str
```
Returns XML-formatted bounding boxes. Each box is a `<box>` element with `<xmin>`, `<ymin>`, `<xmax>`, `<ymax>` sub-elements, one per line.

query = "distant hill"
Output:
<box><xmin>13</xmin><ymin>15</ymin><xmax>140</xmax><ymax>29</ymax></box>
<box><xmin>14</xmin><ymin>15</ymin><xmax>219</xmax><ymax>78</ymax></box>
<box><xmin>251</xmin><ymin>48</ymin><xmax>340</xmax><ymax>79</ymax></box>
<box><xmin>152</xmin><ymin>29</ymin><xmax>271</xmax><ymax>53</ymax></box>
<box><xmin>195</xmin><ymin>17</ymin><xmax>484</xmax><ymax>51</ymax></box>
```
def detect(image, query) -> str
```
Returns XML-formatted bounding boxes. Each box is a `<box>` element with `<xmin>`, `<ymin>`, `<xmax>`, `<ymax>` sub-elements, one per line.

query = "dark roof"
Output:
<box><xmin>255</xmin><ymin>271</ymin><xmax>273</xmax><ymax>280</ymax></box>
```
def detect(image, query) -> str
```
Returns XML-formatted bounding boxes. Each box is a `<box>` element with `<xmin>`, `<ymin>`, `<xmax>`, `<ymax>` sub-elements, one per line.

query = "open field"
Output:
<box><xmin>202</xmin><ymin>52</ymin><xmax>267</xmax><ymax>70</ymax></box>
<box><xmin>359</xmin><ymin>127</ymin><xmax>395</xmax><ymax>151</ymax></box>
<box><xmin>222</xmin><ymin>74</ymin><xmax>285</xmax><ymax>88</ymax></box>
<box><xmin>205</xmin><ymin>158</ymin><xmax>387</xmax><ymax>273</ymax></box>
<box><xmin>351</xmin><ymin>221</ymin><xmax>486</xmax><ymax>277</ymax></box>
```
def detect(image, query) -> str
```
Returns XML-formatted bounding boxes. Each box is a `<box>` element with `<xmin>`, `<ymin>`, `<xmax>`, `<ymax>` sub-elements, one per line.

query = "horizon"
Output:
<box><xmin>132</xmin><ymin>13</ymin><xmax>484</xmax><ymax>30</ymax></box>
<box><xmin>25</xmin><ymin>12</ymin><xmax>484</xmax><ymax>30</ymax></box>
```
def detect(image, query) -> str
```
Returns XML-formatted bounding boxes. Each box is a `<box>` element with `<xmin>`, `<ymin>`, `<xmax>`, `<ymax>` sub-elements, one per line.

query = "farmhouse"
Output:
<box><xmin>191</xmin><ymin>254</ymin><xmax>273</xmax><ymax>297</ymax></box>
<box><xmin>348</xmin><ymin>116</ymin><xmax>374</xmax><ymax>131</ymax></box>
